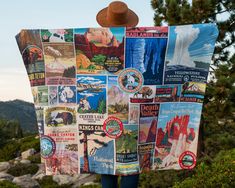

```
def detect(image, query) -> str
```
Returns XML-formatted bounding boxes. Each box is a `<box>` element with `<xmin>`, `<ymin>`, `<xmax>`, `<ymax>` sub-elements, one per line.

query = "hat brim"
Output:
<box><xmin>96</xmin><ymin>7</ymin><xmax>139</xmax><ymax>27</ymax></box>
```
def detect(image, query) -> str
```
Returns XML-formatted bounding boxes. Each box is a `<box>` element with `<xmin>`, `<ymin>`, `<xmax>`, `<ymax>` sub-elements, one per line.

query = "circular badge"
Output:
<box><xmin>40</xmin><ymin>135</ymin><xmax>56</xmax><ymax>159</ymax></box>
<box><xmin>179</xmin><ymin>151</ymin><xmax>196</xmax><ymax>169</ymax></box>
<box><xmin>118</xmin><ymin>68</ymin><xmax>143</xmax><ymax>93</ymax></box>
<box><xmin>103</xmin><ymin>117</ymin><xmax>123</xmax><ymax>139</ymax></box>
<box><xmin>183</xmin><ymin>75</ymin><xmax>190</xmax><ymax>82</ymax></box>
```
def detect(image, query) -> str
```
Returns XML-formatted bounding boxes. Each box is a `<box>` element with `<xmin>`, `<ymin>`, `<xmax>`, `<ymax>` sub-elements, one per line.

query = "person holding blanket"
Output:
<box><xmin>96</xmin><ymin>1</ymin><xmax>139</xmax><ymax>188</ymax></box>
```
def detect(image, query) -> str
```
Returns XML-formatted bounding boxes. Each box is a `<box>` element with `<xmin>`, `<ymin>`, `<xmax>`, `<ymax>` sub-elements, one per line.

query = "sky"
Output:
<box><xmin>0</xmin><ymin>0</ymin><xmax>230</xmax><ymax>103</ymax></box>
<box><xmin>0</xmin><ymin>0</ymin><xmax>154</xmax><ymax>102</ymax></box>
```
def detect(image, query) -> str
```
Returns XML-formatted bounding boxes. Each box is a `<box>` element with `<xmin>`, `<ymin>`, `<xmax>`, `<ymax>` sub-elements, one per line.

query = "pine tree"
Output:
<box><xmin>151</xmin><ymin>0</ymin><xmax>235</xmax><ymax>156</ymax></box>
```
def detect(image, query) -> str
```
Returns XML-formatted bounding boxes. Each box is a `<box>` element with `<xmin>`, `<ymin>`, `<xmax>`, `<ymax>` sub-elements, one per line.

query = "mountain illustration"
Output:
<box><xmin>108</xmin><ymin>85</ymin><xmax>129</xmax><ymax>105</ymax></box>
<box><xmin>85</xmin><ymin>28</ymin><xmax>120</xmax><ymax>47</ymax></box>
<box><xmin>75</xmin><ymin>33</ymin><xmax>124</xmax><ymax>62</ymax></box>
<box><xmin>76</xmin><ymin>53</ymin><xmax>92</xmax><ymax>69</ymax></box>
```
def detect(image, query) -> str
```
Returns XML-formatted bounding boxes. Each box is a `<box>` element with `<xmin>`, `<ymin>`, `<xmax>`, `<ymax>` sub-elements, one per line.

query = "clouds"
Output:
<box><xmin>203</xmin><ymin>43</ymin><xmax>213</xmax><ymax>50</ymax></box>
<box><xmin>79</xmin><ymin>92</ymin><xmax>98</xmax><ymax>97</ymax></box>
<box><xmin>77</xmin><ymin>76</ymin><xmax>106</xmax><ymax>85</ymax></box>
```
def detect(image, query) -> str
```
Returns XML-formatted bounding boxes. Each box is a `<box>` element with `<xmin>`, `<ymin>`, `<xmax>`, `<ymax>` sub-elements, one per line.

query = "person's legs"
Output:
<box><xmin>101</xmin><ymin>174</ymin><xmax>118</xmax><ymax>188</ymax></box>
<box><xmin>120</xmin><ymin>174</ymin><xmax>139</xmax><ymax>188</ymax></box>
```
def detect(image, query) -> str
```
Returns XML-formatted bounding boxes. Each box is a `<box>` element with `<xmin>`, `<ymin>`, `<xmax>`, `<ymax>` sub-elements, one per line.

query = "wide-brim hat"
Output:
<box><xmin>96</xmin><ymin>1</ymin><xmax>139</xmax><ymax>27</ymax></box>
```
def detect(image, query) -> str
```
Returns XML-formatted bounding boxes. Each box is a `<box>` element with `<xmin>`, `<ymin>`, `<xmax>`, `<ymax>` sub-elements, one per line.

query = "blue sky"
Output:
<box><xmin>0</xmin><ymin>0</ymin><xmax>154</xmax><ymax>102</ymax></box>
<box><xmin>0</xmin><ymin>0</ymin><xmax>230</xmax><ymax>102</ymax></box>
<box><xmin>157</xmin><ymin>103</ymin><xmax>202</xmax><ymax>130</ymax></box>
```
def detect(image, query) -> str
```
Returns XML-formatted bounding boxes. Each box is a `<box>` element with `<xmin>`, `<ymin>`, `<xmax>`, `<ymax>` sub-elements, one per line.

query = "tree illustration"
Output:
<box><xmin>92</xmin><ymin>54</ymin><xmax>106</xmax><ymax>66</ymax></box>
<box><xmin>97</xmin><ymin>97</ymin><xmax>106</xmax><ymax>114</ymax></box>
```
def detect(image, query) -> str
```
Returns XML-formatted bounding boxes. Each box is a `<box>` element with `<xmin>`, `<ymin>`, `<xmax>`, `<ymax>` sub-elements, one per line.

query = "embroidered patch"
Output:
<box><xmin>179</xmin><ymin>151</ymin><xmax>196</xmax><ymax>169</ymax></box>
<box><xmin>103</xmin><ymin>116</ymin><xmax>123</xmax><ymax>139</ymax></box>
<box><xmin>40</xmin><ymin>135</ymin><xmax>56</xmax><ymax>159</ymax></box>
<box><xmin>118</xmin><ymin>68</ymin><xmax>143</xmax><ymax>93</ymax></box>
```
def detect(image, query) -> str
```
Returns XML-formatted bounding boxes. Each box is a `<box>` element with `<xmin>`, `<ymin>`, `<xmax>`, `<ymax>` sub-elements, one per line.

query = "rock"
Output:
<box><xmin>13</xmin><ymin>174</ymin><xmax>40</xmax><ymax>188</ymax></box>
<box><xmin>32</xmin><ymin>164</ymin><xmax>45</xmax><ymax>180</ymax></box>
<box><xmin>15</xmin><ymin>157</ymin><xmax>21</xmax><ymax>161</ymax></box>
<box><xmin>76</xmin><ymin>53</ymin><xmax>92</xmax><ymax>69</ymax></box>
<box><xmin>0</xmin><ymin>172</ymin><xmax>14</xmax><ymax>182</ymax></box>
<box><xmin>53</xmin><ymin>175</ymin><xmax>73</xmax><ymax>185</ymax></box>
<box><xmin>83</xmin><ymin>182</ymin><xmax>100</xmax><ymax>186</ymax></box>
<box><xmin>0</xmin><ymin>162</ymin><xmax>10</xmax><ymax>172</ymax></box>
<box><xmin>71</xmin><ymin>174</ymin><xmax>80</xmax><ymax>183</ymax></box>
<box><xmin>75</xmin><ymin>33</ymin><xmax>124</xmax><ymax>61</ymax></box>
<box><xmin>72</xmin><ymin>174</ymin><xmax>96</xmax><ymax>188</ymax></box>
<box><xmin>35</xmin><ymin>135</ymin><xmax>39</xmax><ymax>139</ymax></box>
<box><xmin>14</xmin><ymin>160</ymin><xmax>20</xmax><ymax>165</ymax></box>
<box><xmin>20</xmin><ymin>159</ymin><xmax>31</xmax><ymax>164</ymax></box>
<box><xmin>21</xmin><ymin>149</ymin><xmax>36</xmax><ymax>159</ymax></box>
<box><xmin>85</xmin><ymin>28</ymin><xmax>119</xmax><ymax>47</ymax></box>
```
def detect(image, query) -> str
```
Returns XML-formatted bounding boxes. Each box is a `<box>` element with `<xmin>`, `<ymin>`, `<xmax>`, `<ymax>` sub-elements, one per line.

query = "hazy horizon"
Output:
<box><xmin>0</xmin><ymin>0</ymin><xmax>154</xmax><ymax>103</ymax></box>
<box><xmin>0</xmin><ymin>0</ymin><xmax>230</xmax><ymax>103</ymax></box>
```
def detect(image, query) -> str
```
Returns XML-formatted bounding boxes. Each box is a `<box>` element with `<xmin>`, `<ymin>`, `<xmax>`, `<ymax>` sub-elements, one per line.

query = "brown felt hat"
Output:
<box><xmin>96</xmin><ymin>1</ymin><xmax>139</xmax><ymax>27</ymax></box>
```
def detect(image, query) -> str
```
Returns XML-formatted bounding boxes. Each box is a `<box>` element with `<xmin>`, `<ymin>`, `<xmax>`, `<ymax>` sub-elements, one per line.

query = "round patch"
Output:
<box><xmin>179</xmin><ymin>151</ymin><xmax>196</xmax><ymax>169</ymax></box>
<box><xmin>103</xmin><ymin>117</ymin><xmax>123</xmax><ymax>139</ymax></box>
<box><xmin>118</xmin><ymin>68</ymin><xmax>143</xmax><ymax>93</ymax></box>
<box><xmin>183</xmin><ymin>75</ymin><xmax>190</xmax><ymax>82</ymax></box>
<box><xmin>40</xmin><ymin>135</ymin><xmax>56</xmax><ymax>159</ymax></box>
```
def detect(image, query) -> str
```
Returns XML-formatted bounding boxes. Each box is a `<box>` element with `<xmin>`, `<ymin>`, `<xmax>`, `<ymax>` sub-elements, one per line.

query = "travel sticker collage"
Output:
<box><xmin>15</xmin><ymin>23</ymin><xmax>218</xmax><ymax>175</ymax></box>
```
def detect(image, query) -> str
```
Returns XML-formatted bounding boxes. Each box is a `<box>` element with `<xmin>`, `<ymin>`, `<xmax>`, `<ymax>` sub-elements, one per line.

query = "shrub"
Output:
<box><xmin>38</xmin><ymin>176</ymin><xmax>72</xmax><ymax>188</ymax></box>
<box><xmin>0</xmin><ymin>141</ymin><xmax>20</xmax><ymax>161</ymax></box>
<box><xmin>94</xmin><ymin>174</ymin><xmax>101</xmax><ymax>183</ymax></box>
<box><xmin>0</xmin><ymin>180</ymin><xmax>20</xmax><ymax>188</ymax></box>
<box><xmin>7</xmin><ymin>163</ymin><xmax>39</xmax><ymax>177</ymax></box>
<box><xmin>173</xmin><ymin>149</ymin><xmax>235</xmax><ymax>188</ymax></box>
<box><xmin>20</xmin><ymin>135</ymin><xmax>40</xmax><ymax>152</ymax></box>
<box><xmin>28</xmin><ymin>153</ymin><xmax>41</xmax><ymax>163</ymax></box>
<box><xmin>0</xmin><ymin>135</ymin><xmax>40</xmax><ymax>162</ymax></box>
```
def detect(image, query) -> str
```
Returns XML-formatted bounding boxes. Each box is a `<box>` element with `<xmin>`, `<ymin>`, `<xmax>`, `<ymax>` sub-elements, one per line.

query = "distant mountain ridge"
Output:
<box><xmin>0</xmin><ymin>99</ymin><xmax>37</xmax><ymax>133</ymax></box>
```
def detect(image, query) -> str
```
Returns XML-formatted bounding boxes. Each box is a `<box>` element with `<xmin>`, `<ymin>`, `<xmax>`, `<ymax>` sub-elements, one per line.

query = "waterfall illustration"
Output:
<box><xmin>168</xmin><ymin>25</ymin><xmax>199</xmax><ymax>67</ymax></box>
<box><xmin>131</xmin><ymin>39</ymin><xmax>146</xmax><ymax>73</ymax></box>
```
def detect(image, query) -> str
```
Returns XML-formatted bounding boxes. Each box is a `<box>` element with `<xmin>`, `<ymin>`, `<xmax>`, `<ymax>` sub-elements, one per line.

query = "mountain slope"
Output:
<box><xmin>0</xmin><ymin>100</ymin><xmax>37</xmax><ymax>133</ymax></box>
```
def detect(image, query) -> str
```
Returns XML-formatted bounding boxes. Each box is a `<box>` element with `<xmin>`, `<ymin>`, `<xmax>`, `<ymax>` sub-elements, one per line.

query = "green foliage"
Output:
<box><xmin>0</xmin><ymin>135</ymin><xmax>39</xmax><ymax>161</ymax></box>
<box><xmin>0</xmin><ymin>180</ymin><xmax>20</xmax><ymax>188</ymax></box>
<box><xmin>7</xmin><ymin>163</ymin><xmax>39</xmax><ymax>177</ymax></box>
<box><xmin>0</xmin><ymin>119</ymin><xmax>23</xmax><ymax>147</ymax></box>
<box><xmin>87</xmin><ymin>64</ymin><xmax>96</xmax><ymax>72</ymax></box>
<box><xmin>28</xmin><ymin>153</ymin><xmax>41</xmax><ymax>164</ymax></box>
<box><xmin>174</xmin><ymin>149</ymin><xmax>235</xmax><ymax>187</ymax></box>
<box><xmin>38</xmin><ymin>176</ymin><xmax>72</xmax><ymax>188</ymax></box>
<box><xmin>204</xmin><ymin>133</ymin><xmax>235</xmax><ymax>157</ymax></box>
<box><xmin>139</xmin><ymin>170</ymin><xmax>194</xmax><ymax>188</ymax></box>
<box><xmin>148</xmin><ymin>0</ymin><xmax>235</xmax><ymax>187</ymax></box>
<box><xmin>19</xmin><ymin>135</ymin><xmax>40</xmax><ymax>152</ymax></box>
<box><xmin>91</xmin><ymin>54</ymin><xmax>106</xmax><ymax>66</ymax></box>
<box><xmin>116</xmin><ymin>130</ymin><xmax>138</xmax><ymax>153</ymax></box>
<box><xmin>97</xmin><ymin>98</ymin><xmax>106</xmax><ymax>114</ymax></box>
<box><xmin>64</xmin><ymin>29</ymin><xmax>74</xmax><ymax>42</ymax></box>
<box><xmin>63</xmin><ymin>66</ymin><xmax>76</xmax><ymax>78</ymax></box>
<box><xmin>108</xmin><ymin>103</ymin><xmax>128</xmax><ymax>114</ymax></box>
<box><xmin>0</xmin><ymin>140</ymin><xmax>20</xmax><ymax>161</ymax></box>
<box><xmin>0</xmin><ymin>100</ymin><xmax>37</xmax><ymax>133</ymax></box>
<box><xmin>94</xmin><ymin>174</ymin><xmax>101</xmax><ymax>183</ymax></box>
